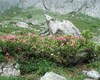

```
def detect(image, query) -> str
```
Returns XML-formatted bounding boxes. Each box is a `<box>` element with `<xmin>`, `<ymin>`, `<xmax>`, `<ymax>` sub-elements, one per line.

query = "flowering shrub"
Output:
<box><xmin>0</xmin><ymin>31</ymin><xmax>98</xmax><ymax>74</ymax></box>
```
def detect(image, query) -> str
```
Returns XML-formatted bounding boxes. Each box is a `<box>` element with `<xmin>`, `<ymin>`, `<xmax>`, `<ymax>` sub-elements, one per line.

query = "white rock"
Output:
<box><xmin>44</xmin><ymin>14</ymin><xmax>81</xmax><ymax>37</ymax></box>
<box><xmin>0</xmin><ymin>63</ymin><xmax>20</xmax><ymax>77</ymax></box>
<box><xmin>16</xmin><ymin>22</ymin><xmax>29</xmax><ymax>28</ymax></box>
<box><xmin>83</xmin><ymin>70</ymin><xmax>100</xmax><ymax>80</ymax></box>
<box><xmin>84</xmin><ymin>78</ymin><xmax>94</xmax><ymax>80</ymax></box>
<box><xmin>12</xmin><ymin>69</ymin><xmax>20</xmax><ymax>76</ymax></box>
<box><xmin>40</xmin><ymin>72</ymin><xmax>67</xmax><ymax>80</ymax></box>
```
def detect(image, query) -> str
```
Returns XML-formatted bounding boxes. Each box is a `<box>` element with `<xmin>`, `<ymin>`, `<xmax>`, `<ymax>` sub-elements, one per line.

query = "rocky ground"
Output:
<box><xmin>0</xmin><ymin>0</ymin><xmax>100</xmax><ymax>18</ymax></box>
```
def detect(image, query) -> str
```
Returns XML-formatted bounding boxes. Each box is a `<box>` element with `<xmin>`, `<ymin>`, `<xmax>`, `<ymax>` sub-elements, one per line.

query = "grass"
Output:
<box><xmin>0</xmin><ymin>7</ymin><xmax>100</xmax><ymax>36</ymax></box>
<box><xmin>0</xmin><ymin>7</ymin><xmax>100</xmax><ymax>80</ymax></box>
<box><xmin>0</xmin><ymin>62</ymin><xmax>100</xmax><ymax>80</ymax></box>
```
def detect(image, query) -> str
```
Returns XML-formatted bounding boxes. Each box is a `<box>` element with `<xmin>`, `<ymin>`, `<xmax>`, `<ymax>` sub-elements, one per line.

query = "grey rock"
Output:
<box><xmin>16</xmin><ymin>22</ymin><xmax>29</xmax><ymax>28</ymax></box>
<box><xmin>40</xmin><ymin>72</ymin><xmax>67</xmax><ymax>80</ymax></box>
<box><xmin>0</xmin><ymin>63</ymin><xmax>20</xmax><ymax>77</ymax></box>
<box><xmin>83</xmin><ymin>70</ymin><xmax>100</xmax><ymax>80</ymax></box>
<box><xmin>41</xmin><ymin>14</ymin><xmax>81</xmax><ymax>37</ymax></box>
<box><xmin>0</xmin><ymin>0</ymin><xmax>100</xmax><ymax>18</ymax></box>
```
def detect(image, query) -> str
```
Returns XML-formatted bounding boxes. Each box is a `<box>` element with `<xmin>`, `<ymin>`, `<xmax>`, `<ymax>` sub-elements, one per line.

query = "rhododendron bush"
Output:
<box><xmin>0</xmin><ymin>31</ymin><xmax>99</xmax><ymax>74</ymax></box>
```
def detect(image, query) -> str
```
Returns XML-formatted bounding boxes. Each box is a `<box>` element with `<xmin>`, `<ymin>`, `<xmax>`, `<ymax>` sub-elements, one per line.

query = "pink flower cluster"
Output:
<box><xmin>55</xmin><ymin>36</ymin><xmax>76</xmax><ymax>46</ymax></box>
<box><xmin>6</xmin><ymin>52</ymin><xmax>12</xmax><ymax>62</ymax></box>
<box><xmin>0</xmin><ymin>36</ymin><xmax>4</xmax><ymax>40</ymax></box>
<box><xmin>6</xmin><ymin>35</ymin><xmax>16</xmax><ymax>40</ymax></box>
<box><xmin>70</xmin><ymin>37</ymin><xmax>76</xmax><ymax>46</ymax></box>
<box><xmin>55</xmin><ymin>36</ymin><xmax>66</xmax><ymax>41</ymax></box>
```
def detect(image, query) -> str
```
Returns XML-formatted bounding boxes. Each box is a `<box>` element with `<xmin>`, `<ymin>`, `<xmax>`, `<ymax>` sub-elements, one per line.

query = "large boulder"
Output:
<box><xmin>40</xmin><ymin>72</ymin><xmax>67</xmax><ymax>80</ymax></box>
<box><xmin>40</xmin><ymin>14</ymin><xmax>81</xmax><ymax>37</ymax></box>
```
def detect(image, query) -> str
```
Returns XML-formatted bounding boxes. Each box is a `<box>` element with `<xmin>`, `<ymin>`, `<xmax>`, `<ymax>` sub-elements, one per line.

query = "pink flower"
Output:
<box><xmin>13</xmin><ymin>40</ymin><xmax>16</xmax><ymax>42</ymax></box>
<box><xmin>6</xmin><ymin>52</ymin><xmax>9</xmax><ymax>56</ymax></box>
<box><xmin>55</xmin><ymin>37</ymin><xmax>61</xmax><ymax>41</ymax></box>
<box><xmin>61</xmin><ymin>36</ymin><xmax>66</xmax><ymax>41</ymax></box>
<box><xmin>59</xmin><ymin>36</ymin><xmax>66</xmax><ymax>41</ymax></box>
<box><xmin>71</xmin><ymin>41</ymin><xmax>75</xmax><ymax>46</ymax></box>
<box><xmin>61</xmin><ymin>43</ymin><xmax>64</xmax><ymax>46</ymax></box>
<box><xmin>55</xmin><ymin>36</ymin><xmax>66</xmax><ymax>41</ymax></box>
<box><xmin>71</xmin><ymin>36</ymin><xmax>75</xmax><ymax>40</ymax></box>
<box><xmin>23</xmin><ymin>33</ymin><xmax>26</xmax><ymax>36</ymax></box>
<box><xmin>0</xmin><ymin>36</ymin><xmax>3</xmax><ymax>39</ymax></box>
<box><xmin>7</xmin><ymin>57</ymin><xmax>12</xmax><ymax>62</ymax></box>
<box><xmin>76</xmin><ymin>36</ymin><xmax>81</xmax><ymax>39</ymax></box>
<box><xmin>22</xmin><ymin>39</ymin><xmax>26</xmax><ymax>43</ymax></box>
<box><xmin>44</xmin><ymin>44</ymin><xmax>47</xmax><ymax>47</ymax></box>
<box><xmin>71</xmin><ymin>43</ymin><xmax>75</xmax><ymax>46</ymax></box>
<box><xmin>48</xmin><ymin>35</ymin><xmax>53</xmax><ymax>38</ymax></box>
<box><xmin>6</xmin><ymin>35</ymin><xmax>16</xmax><ymax>40</ymax></box>
<box><xmin>66</xmin><ymin>42</ymin><xmax>69</xmax><ymax>45</ymax></box>
<box><xmin>71</xmin><ymin>37</ymin><xmax>75</xmax><ymax>46</ymax></box>
<box><xmin>30</xmin><ymin>34</ymin><xmax>35</xmax><ymax>37</ymax></box>
<box><xmin>0</xmin><ymin>36</ymin><xmax>5</xmax><ymax>40</ymax></box>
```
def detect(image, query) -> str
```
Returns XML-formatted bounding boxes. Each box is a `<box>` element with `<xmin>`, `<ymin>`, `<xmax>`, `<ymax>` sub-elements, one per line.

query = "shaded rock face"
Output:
<box><xmin>0</xmin><ymin>0</ymin><xmax>100</xmax><ymax>18</ymax></box>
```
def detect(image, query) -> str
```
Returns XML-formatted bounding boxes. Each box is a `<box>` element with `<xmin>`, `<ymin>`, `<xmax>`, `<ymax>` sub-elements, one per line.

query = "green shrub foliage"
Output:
<box><xmin>0</xmin><ymin>31</ymin><xmax>98</xmax><ymax>74</ymax></box>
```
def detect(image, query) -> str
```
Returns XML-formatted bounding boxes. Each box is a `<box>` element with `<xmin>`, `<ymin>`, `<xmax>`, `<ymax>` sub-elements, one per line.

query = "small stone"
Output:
<box><xmin>83</xmin><ymin>70</ymin><xmax>100</xmax><ymax>80</ymax></box>
<box><xmin>40</xmin><ymin>72</ymin><xmax>67</xmax><ymax>80</ymax></box>
<box><xmin>16</xmin><ymin>22</ymin><xmax>29</xmax><ymax>28</ymax></box>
